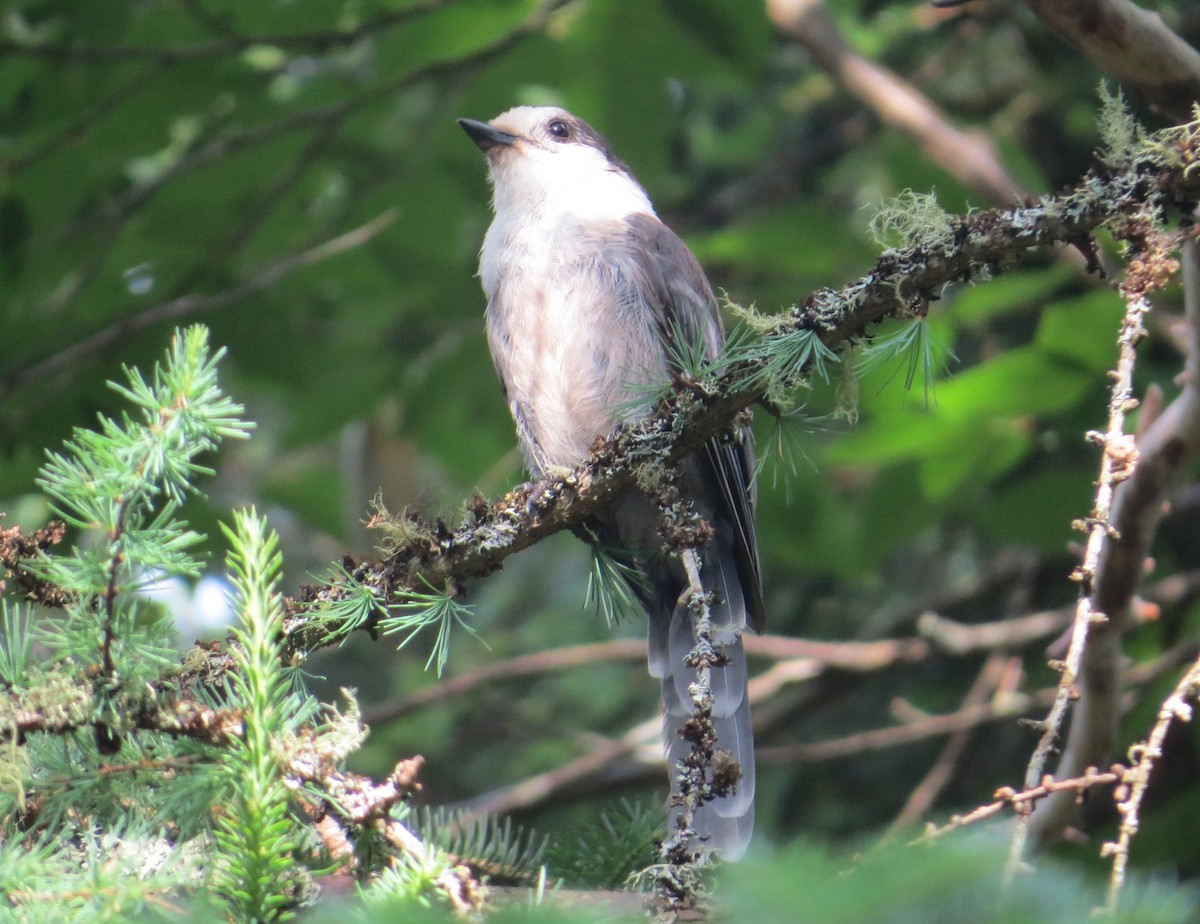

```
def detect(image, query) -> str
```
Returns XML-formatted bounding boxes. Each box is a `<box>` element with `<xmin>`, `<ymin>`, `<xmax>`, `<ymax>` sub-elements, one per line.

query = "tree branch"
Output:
<box><xmin>0</xmin><ymin>0</ymin><xmax>457</xmax><ymax>64</ymax></box>
<box><xmin>285</xmin><ymin>141</ymin><xmax>1200</xmax><ymax>656</ymax></box>
<box><xmin>1023</xmin><ymin>0</ymin><xmax>1200</xmax><ymax>123</ymax></box>
<box><xmin>1</xmin><ymin>210</ymin><xmax>398</xmax><ymax>403</ymax></box>
<box><xmin>766</xmin><ymin>0</ymin><xmax>1025</xmax><ymax>203</ymax></box>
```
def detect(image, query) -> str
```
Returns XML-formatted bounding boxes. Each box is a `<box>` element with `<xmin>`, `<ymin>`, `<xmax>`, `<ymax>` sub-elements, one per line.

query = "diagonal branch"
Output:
<box><xmin>0</xmin><ymin>0</ymin><xmax>458</xmax><ymax>64</ymax></box>
<box><xmin>766</xmin><ymin>0</ymin><xmax>1025</xmax><ymax>204</ymax></box>
<box><xmin>284</xmin><ymin>141</ymin><xmax>1200</xmax><ymax>656</ymax></box>
<box><xmin>0</xmin><ymin>210</ymin><xmax>398</xmax><ymax>403</ymax></box>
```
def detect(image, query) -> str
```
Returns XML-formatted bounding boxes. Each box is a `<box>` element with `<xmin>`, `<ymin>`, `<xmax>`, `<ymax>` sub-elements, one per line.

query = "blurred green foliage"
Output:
<box><xmin>3</xmin><ymin>0</ymin><xmax>1200</xmax><ymax>916</ymax></box>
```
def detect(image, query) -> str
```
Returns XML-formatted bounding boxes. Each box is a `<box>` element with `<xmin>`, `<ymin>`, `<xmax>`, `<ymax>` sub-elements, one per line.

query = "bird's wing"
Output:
<box><xmin>622</xmin><ymin>214</ymin><xmax>765</xmax><ymax>633</ymax></box>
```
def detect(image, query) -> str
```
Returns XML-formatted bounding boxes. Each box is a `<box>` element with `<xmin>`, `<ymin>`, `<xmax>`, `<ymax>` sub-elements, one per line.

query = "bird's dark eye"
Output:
<box><xmin>547</xmin><ymin>119</ymin><xmax>571</xmax><ymax>140</ymax></box>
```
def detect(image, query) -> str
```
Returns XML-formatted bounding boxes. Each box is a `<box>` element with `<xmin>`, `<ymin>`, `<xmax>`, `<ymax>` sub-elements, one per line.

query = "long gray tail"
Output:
<box><xmin>647</xmin><ymin>543</ymin><xmax>756</xmax><ymax>860</ymax></box>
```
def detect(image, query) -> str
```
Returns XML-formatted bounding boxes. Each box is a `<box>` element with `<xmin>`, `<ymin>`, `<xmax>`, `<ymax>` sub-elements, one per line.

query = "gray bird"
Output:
<box><xmin>459</xmin><ymin>106</ymin><xmax>764</xmax><ymax>859</ymax></box>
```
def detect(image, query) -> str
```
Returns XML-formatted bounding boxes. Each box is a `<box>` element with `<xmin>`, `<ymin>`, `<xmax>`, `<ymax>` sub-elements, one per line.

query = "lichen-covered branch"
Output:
<box><xmin>1006</xmin><ymin>222</ymin><xmax>1163</xmax><ymax>879</ymax></box>
<box><xmin>918</xmin><ymin>766</ymin><xmax>1124</xmax><ymax>844</ymax></box>
<box><xmin>0</xmin><ymin>520</ymin><xmax>70</xmax><ymax>609</ymax></box>
<box><xmin>285</xmin><ymin>132</ymin><xmax>1200</xmax><ymax>657</ymax></box>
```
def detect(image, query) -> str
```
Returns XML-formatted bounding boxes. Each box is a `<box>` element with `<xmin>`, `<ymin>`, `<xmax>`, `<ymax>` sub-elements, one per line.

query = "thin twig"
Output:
<box><xmin>169</xmin><ymin>117</ymin><xmax>347</xmax><ymax>296</ymax></box>
<box><xmin>1027</xmin><ymin>233</ymin><xmax>1200</xmax><ymax>848</ymax></box>
<box><xmin>0</xmin><ymin>0</ymin><xmax>457</xmax><ymax>63</ymax></box>
<box><xmin>1102</xmin><ymin>652</ymin><xmax>1200</xmax><ymax>913</ymax></box>
<box><xmin>919</xmin><ymin>766</ymin><xmax>1123</xmax><ymax>844</ymax></box>
<box><xmin>1006</xmin><ymin>226</ymin><xmax>1158</xmax><ymax>882</ymax></box>
<box><xmin>364</xmin><ymin>633</ymin><xmax>936</xmax><ymax>726</ymax></box>
<box><xmin>918</xmin><ymin>608</ymin><xmax>1072</xmax><ymax>655</ymax></box>
<box><xmin>3</xmin><ymin>0</ymin><xmax>572</xmax><ymax>342</ymax></box>
<box><xmin>57</xmin><ymin>0</ymin><xmax>573</xmax><ymax>247</ymax></box>
<box><xmin>2</xmin><ymin>210</ymin><xmax>398</xmax><ymax>400</ymax></box>
<box><xmin>766</xmin><ymin>0</ymin><xmax>1024</xmax><ymax>203</ymax></box>
<box><xmin>889</xmin><ymin>653</ymin><xmax>1012</xmax><ymax>831</ymax></box>
<box><xmin>759</xmin><ymin>687</ymin><xmax>1053</xmax><ymax>764</ymax></box>
<box><xmin>455</xmin><ymin>639</ymin><xmax>1198</xmax><ymax>821</ymax></box>
<box><xmin>2</xmin><ymin>62</ymin><xmax>169</xmax><ymax>175</ymax></box>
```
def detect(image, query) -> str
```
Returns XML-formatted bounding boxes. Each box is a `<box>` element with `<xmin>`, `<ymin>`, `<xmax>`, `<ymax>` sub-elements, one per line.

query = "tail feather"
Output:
<box><xmin>653</xmin><ymin>541</ymin><xmax>756</xmax><ymax>859</ymax></box>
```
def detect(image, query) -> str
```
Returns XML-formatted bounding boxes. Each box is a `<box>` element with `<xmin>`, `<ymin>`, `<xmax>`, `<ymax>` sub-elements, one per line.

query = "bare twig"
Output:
<box><xmin>1102</xmin><ymin>651</ymin><xmax>1200</xmax><ymax>913</ymax></box>
<box><xmin>2</xmin><ymin>62</ymin><xmax>169</xmax><ymax>174</ymax></box>
<box><xmin>169</xmin><ymin>117</ymin><xmax>347</xmax><ymax>296</ymax></box>
<box><xmin>759</xmin><ymin>686</ymin><xmax>1053</xmax><ymax>764</ymax></box>
<box><xmin>1027</xmin><ymin>233</ymin><xmax>1200</xmax><ymax>849</ymax></box>
<box><xmin>0</xmin><ymin>0</ymin><xmax>456</xmax><ymax>63</ymax></box>
<box><xmin>918</xmin><ymin>608</ymin><xmax>1073</xmax><ymax>654</ymax></box>
<box><xmin>919</xmin><ymin>766</ymin><xmax>1123</xmax><ymax>844</ymax></box>
<box><xmin>362</xmin><ymin>628</ymin><xmax>1018</xmax><ymax>728</ymax></box>
<box><xmin>466</xmin><ymin>722</ymin><xmax>656</xmax><ymax>818</ymax></box>
<box><xmin>1006</xmin><ymin>222</ymin><xmax>1166</xmax><ymax>880</ymax></box>
<box><xmin>363</xmin><ymin>639</ymin><xmax>647</xmax><ymax>724</ymax></box>
<box><xmin>1023</xmin><ymin>0</ymin><xmax>1200</xmax><ymax>123</ymax></box>
<box><xmin>1</xmin><ymin>0</ymin><xmax>572</xmax><ymax>341</ymax></box>
<box><xmin>457</xmin><ymin>635</ymin><xmax>1197</xmax><ymax>823</ymax></box>
<box><xmin>58</xmin><ymin>0</ymin><xmax>573</xmax><ymax>247</ymax></box>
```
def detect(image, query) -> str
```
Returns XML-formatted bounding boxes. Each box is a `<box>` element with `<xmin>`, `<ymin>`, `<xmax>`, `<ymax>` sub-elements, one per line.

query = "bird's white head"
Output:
<box><xmin>458</xmin><ymin>106</ymin><xmax>654</xmax><ymax>223</ymax></box>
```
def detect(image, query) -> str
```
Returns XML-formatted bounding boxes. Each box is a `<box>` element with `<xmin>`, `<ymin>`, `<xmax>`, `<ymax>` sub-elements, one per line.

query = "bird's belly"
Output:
<box><xmin>489</xmin><ymin>283</ymin><xmax>660</xmax><ymax>473</ymax></box>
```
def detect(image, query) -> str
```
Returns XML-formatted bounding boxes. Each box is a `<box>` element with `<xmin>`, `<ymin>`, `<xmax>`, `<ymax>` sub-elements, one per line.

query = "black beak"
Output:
<box><xmin>457</xmin><ymin>118</ymin><xmax>518</xmax><ymax>152</ymax></box>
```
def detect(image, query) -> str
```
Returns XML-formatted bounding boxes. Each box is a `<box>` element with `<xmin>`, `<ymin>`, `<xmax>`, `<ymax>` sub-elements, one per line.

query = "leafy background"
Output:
<box><xmin>3</xmin><ymin>0</ymin><xmax>1200</xmax><ymax>913</ymax></box>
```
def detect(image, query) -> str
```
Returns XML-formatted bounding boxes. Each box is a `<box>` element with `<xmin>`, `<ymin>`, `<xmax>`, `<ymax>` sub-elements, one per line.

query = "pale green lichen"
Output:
<box><xmin>869</xmin><ymin>189</ymin><xmax>955</xmax><ymax>253</ymax></box>
<box><xmin>1097</xmin><ymin>82</ymin><xmax>1144</xmax><ymax>169</ymax></box>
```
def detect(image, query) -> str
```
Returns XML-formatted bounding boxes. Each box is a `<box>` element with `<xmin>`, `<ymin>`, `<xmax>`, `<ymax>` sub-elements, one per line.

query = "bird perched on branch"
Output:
<box><xmin>459</xmin><ymin>106</ymin><xmax>764</xmax><ymax>860</ymax></box>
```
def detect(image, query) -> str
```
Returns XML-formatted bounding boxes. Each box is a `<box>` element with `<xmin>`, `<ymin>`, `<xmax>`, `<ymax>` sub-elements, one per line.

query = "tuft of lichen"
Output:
<box><xmin>869</xmin><ymin>189</ymin><xmax>956</xmax><ymax>253</ymax></box>
<box><xmin>365</xmin><ymin>494</ymin><xmax>437</xmax><ymax>555</ymax></box>
<box><xmin>1097</xmin><ymin>82</ymin><xmax>1143</xmax><ymax>169</ymax></box>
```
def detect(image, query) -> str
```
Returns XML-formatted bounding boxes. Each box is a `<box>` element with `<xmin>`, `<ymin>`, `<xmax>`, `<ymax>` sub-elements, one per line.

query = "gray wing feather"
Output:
<box><xmin>622</xmin><ymin>215</ymin><xmax>765</xmax><ymax>634</ymax></box>
<box><xmin>617</xmin><ymin>214</ymin><xmax>763</xmax><ymax>859</ymax></box>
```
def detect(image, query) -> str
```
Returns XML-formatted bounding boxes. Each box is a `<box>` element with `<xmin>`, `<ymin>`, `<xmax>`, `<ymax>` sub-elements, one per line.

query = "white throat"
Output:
<box><xmin>480</xmin><ymin>149</ymin><xmax>656</xmax><ymax>297</ymax></box>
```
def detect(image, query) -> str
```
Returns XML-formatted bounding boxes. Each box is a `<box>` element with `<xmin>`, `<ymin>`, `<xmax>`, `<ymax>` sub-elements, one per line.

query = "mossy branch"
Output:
<box><xmin>286</xmin><ymin>120</ymin><xmax>1200</xmax><ymax>656</ymax></box>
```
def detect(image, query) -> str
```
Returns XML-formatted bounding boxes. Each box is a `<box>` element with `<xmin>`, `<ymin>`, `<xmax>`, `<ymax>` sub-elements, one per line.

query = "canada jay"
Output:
<box><xmin>459</xmin><ymin>106</ymin><xmax>763</xmax><ymax>859</ymax></box>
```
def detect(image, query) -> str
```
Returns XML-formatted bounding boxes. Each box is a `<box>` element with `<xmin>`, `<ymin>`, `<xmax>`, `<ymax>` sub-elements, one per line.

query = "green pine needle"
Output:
<box><xmin>585</xmin><ymin>545</ymin><xmax>647</xmax><ymax>627</ymax></box>
<box><xmin>414</xmin><ymin>806</ymin><xmax>547</xmax><ymax>884</ymax></box>
<box><xmin>544</xmin><ymin>799</ymin><xmax>661</xmax><ymax>889</ymax></box>
<box><xmin>378</xmin><ymin>581</ymin><xmax>486</xmax><ymax>677</ymax></box>
<box><xmin>754</xmin><ymin>410</ymin><xmax>822</xmax><ymax>501</ymax></box>
<box><xmin>215</xmin><ymin>508</ymin><xmax>302</xmax><ymax>923</ymax></box>
<box><xmin>858</xmin><ymin>317</ymin><xmax>957</xmax><ymax>407</ymax></box>
<box><xmin>736</xmin><ymin>326</ymin><xmax>840</xmax><ymax>410</ymax></box>
<box><xmin>0</xmin><ymin>601</ymin><xmax>34</xmax><ymax>686</ymax></box>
